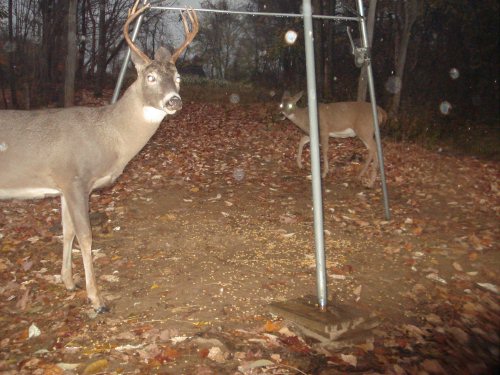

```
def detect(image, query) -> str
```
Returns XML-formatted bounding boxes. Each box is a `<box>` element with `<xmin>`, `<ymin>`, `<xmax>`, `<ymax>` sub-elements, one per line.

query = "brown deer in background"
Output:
<box><xmin>279</xmin><ymin>91</ymin><xmax>387</xmax><ymax>187</ymax></box>
<box><xmin>0</xmin><ymin>1</ymin><xmax>199</xmax><ymax>312</ymax></box>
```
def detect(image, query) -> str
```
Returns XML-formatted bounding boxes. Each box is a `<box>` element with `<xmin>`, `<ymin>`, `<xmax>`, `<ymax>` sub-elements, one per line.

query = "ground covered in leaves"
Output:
<box><xmin>0</xmin><ymin>99</ymin><xmax>499</xmax><ymax>374</ymax></box>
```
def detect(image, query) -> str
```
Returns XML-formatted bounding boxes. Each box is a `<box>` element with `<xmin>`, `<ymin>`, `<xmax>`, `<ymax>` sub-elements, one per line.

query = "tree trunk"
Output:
<box><xmin>94</xmin><ymin>0</ymin><xmax>107</xmax><ymax>97</ymax></box>
<box><xmin>323</xmin><ymin>0</ymin><xmax>336</xmax><ymax>100</ymax></box>
<box><xmin>312</xmin><ymin>0</ymin><xmax>324</xmax><ymax>100</ymax></box>
<box><xmin>8</xmin><ymin>0</ymin><xmax>18</xmax><ymax>108</ymax></box>
<box><xmin>40</xmin><ymin>0</ymin><xmax>56</xmax><ymax>105</ymax></box>
<box><xmin>64</xmin><ymin>0</ymin><xmax>77</xmax><ymax>107</ymax></box>
<box><xmin>77</xmin><ymin>0</ymin><xmax>87</xmax><ymax>83</ymax></box>
<box><xmin>356</xmin><ymin>0</ymin><xmax>377</xmax><ymax>102</ymax></box>
<box><xmin>390</xmin><ymin>0</ymin><xmax>419</xmax><ymax>116</ymax></box>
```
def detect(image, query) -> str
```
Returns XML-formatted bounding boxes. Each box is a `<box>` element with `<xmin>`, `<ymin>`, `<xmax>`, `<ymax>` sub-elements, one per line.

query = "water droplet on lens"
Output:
<box><xmin>439</xmin><ymin>101</ymin><xmax>452</xmax><ymax>115</ymax></box>
<box><xmin>3</xmin><ymin>41</ymin><xmax>16</xmax><ymax>53</ymax></box>
<box><xmin>285</xmin><ymin>30</ymin><xmax>298</xmax><ymax>45</ymax></box>
<box><xmin>233</xmin><ymin>168</ymin><xmax>245</xmax><ymax>181</ymax></box>
<box><xmin>229</xmin><ymin>93</ymin><xmax>240</xmax><ymax>104</ymax></box>
<box><xmin>449</xmin><ymin>68</ymin><xmax>460</xmax><ymax>79</ymax></box>
<box><xmin>385</xmin><ymin>76</ymin><xmax>402</xmax><ymax>94</ymax></box>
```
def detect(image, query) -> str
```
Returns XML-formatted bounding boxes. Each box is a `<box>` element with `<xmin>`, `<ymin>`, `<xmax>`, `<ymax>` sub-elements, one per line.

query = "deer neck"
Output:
<box><xmin>286</xmin><ymin>108</ymin><xmax>310</xmax><ymax>134</ymax></box>
<box><xmin>107</xmin><ymin>82</ymin><xmax>167</xmax><ymax>160</ymax></box>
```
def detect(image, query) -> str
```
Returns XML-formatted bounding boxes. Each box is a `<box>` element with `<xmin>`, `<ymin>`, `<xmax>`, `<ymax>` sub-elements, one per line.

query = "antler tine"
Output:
<box><xmin>123</xmin><ymin>0</ymin><xmax>151</xmax><ymax>64</ymax></box>
<box><xmin>170</xmin><ymin>7</ymin><xmax>199</xmax><ymax>64</ymax></box>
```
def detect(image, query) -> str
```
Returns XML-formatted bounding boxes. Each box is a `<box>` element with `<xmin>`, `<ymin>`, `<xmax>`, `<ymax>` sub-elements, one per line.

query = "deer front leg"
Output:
<box><xmin>61</xmin><ymin>196</ymin><xmax>77</xmax><ymax>291</ymax></box>
<box><xmin>358</xmin><ymin>138</ymin><xmax>377</xmax><ymax>188</ymax></box>
<box><xmin>297</xmin><ymin>135</ymin><xmax>310</xmax><ymax>169</ymax></box>
<box><xmin>62</xmin><ymin>185</ymin><xmax>108</xmax><ymax>313</ymax></box>
<box><xmin>358</xmin><ymin>148</ymin><xmax>374</xmax><ymax>180</ymax></box>
<box><xmin>366</xmin><ymin>148</ymin><xmax>379</xmax><ymax>188</ymax></box>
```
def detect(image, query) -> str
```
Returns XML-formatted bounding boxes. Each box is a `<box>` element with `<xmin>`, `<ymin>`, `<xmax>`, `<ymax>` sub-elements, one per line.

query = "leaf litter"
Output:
<box><xmin>0</xmin><ymin>101</ymin><xmax>498</xmax><ymax>374</ymax></box>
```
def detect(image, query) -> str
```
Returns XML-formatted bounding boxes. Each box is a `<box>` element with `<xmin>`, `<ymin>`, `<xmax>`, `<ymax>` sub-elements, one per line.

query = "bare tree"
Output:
<box><xmin>389</xmin><ymin>0</ymin><xmax>421</xmax><ymax>115</ymax></box>
<box><xmin>64</xmin><ymin>0</ymin><xmax>77</xmax><ymax>106</ymax></box>
<box><xmin>198</xmin><ymin>0</ymin><xmax>245</xmax><ymax>80</ymax></box>
<box><xmin>8</xmin><ymin>0</ymin><xmax>18</xmax><ymax>108</ymax></box>
<box><xmin>322</xmin><ymin>0</ymin><xmax>336</xmax><ymax>100</ymax></box>
<box><xmin>94</xmin><ymin>0</ymin><xmax>106</xmax><ymax>96</ymax></box>
<box><xmin>78</xmin><ymin>0</ymin><xmax>88</xmax><ymax>82</ymax></box>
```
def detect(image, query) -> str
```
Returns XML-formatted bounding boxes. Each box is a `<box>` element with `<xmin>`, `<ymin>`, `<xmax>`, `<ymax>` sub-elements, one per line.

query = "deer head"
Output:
<box><xmin>123</xmin><ymin>1</ymin><xmax>199</xmax><ymax>116</ymax></box>
<box><xmin>279</xmin><ymin>91</ymin><xmax>304</xmax><ymax>118</ymax></box>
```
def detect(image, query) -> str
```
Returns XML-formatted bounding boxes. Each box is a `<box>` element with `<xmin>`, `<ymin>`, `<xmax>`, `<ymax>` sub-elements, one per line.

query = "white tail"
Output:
<box><xmin>0</xmin><ymin>2</ymin><xmax>199</xmax><ymax>312</ymax></box>
<box><xmin>279</xmin><ymin>91</ymin><xmax>387</xmax><ymax>187</ymax></box>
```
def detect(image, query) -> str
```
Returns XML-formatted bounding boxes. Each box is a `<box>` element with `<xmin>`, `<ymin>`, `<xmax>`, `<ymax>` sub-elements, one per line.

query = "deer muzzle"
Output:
<box><xmin>164</xmin><ymin>94</ymin><xmax>182</xmax><ymax>113</ymax></box>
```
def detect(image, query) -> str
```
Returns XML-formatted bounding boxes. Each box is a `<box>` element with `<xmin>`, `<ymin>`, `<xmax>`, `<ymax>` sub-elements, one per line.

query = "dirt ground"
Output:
<box><xmin>0</xmin><ymin>102</ymin><xmax>499</xmax><ymax>374</ymax></box>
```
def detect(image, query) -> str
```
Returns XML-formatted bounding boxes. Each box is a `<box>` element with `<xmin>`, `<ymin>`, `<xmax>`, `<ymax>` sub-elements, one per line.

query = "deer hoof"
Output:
<box><xmin>361</xmin><ymin>179</ymin><xmax>375</xmax><ymax>189</ymax></box>
<box><xmin>66</xmin><ymin>284</ymin><xmax>82</xmax><ymax>292</ymax></box>
<box><xmin>95</xmin><ymin>305</ymin><xmax>110</xmax><ymax>314</ymax></box>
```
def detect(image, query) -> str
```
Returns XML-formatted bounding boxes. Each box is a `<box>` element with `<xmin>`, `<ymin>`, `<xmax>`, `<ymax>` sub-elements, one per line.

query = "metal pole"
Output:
<box><xmin>356</xmin><ymin>0</ymin><xmax>391</xmax><ymax>220</ymax></box>
<box><xmin>303</xmin><ymin>0</ymin><xmax>327</xmax><ymax>310</ymax></box>
<box><xmin>149</xmin><ymin>5</ymin><xmax>358</xmax><ymax>21</ymax></box>
<box><xmin>111</xmin><ymin>3</ymin><xmax>148</xmax><ymax>104</ymax></box>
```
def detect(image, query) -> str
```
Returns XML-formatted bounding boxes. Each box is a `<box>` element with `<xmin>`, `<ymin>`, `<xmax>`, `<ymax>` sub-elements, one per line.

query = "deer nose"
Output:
<box><xmin>166</xmin><ymin>95</ymin><xmax>182</xmax><ymax>111</ymax></box>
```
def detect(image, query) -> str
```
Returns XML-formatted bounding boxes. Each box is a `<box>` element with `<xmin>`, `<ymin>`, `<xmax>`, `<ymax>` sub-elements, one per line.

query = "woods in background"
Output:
<box><xmin>0</xmin><ymin>0</ymin><xmax>498</xmax><ymax>129</ymax></box>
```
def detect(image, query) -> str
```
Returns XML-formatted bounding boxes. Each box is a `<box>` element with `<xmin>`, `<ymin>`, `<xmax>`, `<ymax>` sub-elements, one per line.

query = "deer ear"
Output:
<box><xmin>154</xmin><ymin>47</ymin><xmax>172</xmax><ymax>64</ymax></box>
<box><xmin>293</xmin><ymin>91</ymin><xmax>304</xmax><ymax>103</ymax></box>
<box><xmin>130</xmin><ymin>49</ymin><xmax>147</xmax><ymax>71</ymax></box>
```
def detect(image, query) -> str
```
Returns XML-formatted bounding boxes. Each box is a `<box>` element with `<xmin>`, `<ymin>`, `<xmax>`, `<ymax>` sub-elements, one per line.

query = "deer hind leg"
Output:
<box><xmin>61</xmin><ymin>196</ymin><xmax>77</xmax><ymax>291</ymax></box>
<box><xmin>297</xmin><ymin>135</ymin><xmax>310</xmax><ymax>169</ymax></box>
<box><xmin>62</xmin><ymin>184</ymin><xmax>108</xmax><ymax>313</ymax></box>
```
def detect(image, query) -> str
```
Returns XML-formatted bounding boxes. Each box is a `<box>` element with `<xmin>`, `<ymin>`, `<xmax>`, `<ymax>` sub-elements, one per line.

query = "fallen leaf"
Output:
<box><xmin>426</xmin><ymin>273</ymin><xmax>447</xmax><ymax>284</ymax></box>
<box><xmin>264</xmin><ymin>320</ymin><xmax>281</xmax><ymax>333</ymax></box>
<box><xmin>447</xmin><ymin>327</ymin><xmax>469</xmax><ymax>345</ymax></box>
<box><xmin>340</xmin><ymin>353</ymin><xmax>357</xmax><ymax>367</ymax></box>
<box><xmin>82</xmin><ymin>359</ymin><xmax>108</xmax><ymax>375</ymax></box>
<box><xmin>239</xmin><ymin>359</ymin><xmax>274</xmax><ymax>371</ymax></box>
<box><xmin>100</xmin><ymin>274</ymin><xmax>119</xmax><ymax>283</ymax></box>
<box><xmin>56</xmin><ymin>363</ymin><xmax>81</xmax><ymax>371</ymax></box>
<box><xmin>452</xmin><ymin>262</ymin><xmax>463</xmax><ymax>271</ymax></box>
<box><xmin>207</xmin><ymin>346</ymin><xmax>226</xmax><ymax>363</ymax></box>
<box><xmin>477</xmin><ymin>283</ymin><xmax>498</xmax><ymax>294</ymax></box>
<box><xmin>28</xmin><ymin>323</ymin><xmax>41</xmax><ymax>339</ymax></box>
<box><xmin>41</xmin><ymin>364</ymin><xmax>64</xmax><ymax>375</ymax></box>
<box><xmin>422</xmin><ymin>359</ymin><xmax>446</xmax><ymax>374</ymax></box>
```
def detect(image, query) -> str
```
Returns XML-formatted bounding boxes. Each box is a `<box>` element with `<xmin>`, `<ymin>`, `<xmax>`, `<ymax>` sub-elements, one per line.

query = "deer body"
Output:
<box><xmin>1</xmin><ymin>92</ymin><xmax>158</xmax><ymax>199</ymax></box>
<box><xmin>0</xmin><ymin>3</ymin><xmax>198</xmax><ymax>312</ymax></box>
<box><xmin>280</xmin><ymin>91</ymin><xmax>386</xmax><ymax>187</ymax></box>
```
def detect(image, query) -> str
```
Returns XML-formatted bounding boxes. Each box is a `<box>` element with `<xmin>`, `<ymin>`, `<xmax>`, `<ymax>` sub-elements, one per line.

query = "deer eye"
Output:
<box><xmin>147</xmin><ymin>74</ymin><xmax>156</xmax><ymax>83</ymax></box>
<box><xmin>175</xmin><ymin>75</ymin><xmax>181</xmax><ymax>84</ymax></box>
<box><xmin>279</xmin><ymin>103</ymin><xmax>283</xmax><ymax>108</ymax></box>
<box><xmin>288</xmin><ymin>104</ymin><xmax>293</xmax><ymax>109</ymax></box>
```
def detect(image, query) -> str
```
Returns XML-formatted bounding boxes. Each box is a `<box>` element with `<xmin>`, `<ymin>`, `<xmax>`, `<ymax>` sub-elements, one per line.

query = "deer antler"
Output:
<box><xmin>124</xmin><ymin>0</ymin><xmax>151</xmax><ymax>64</ymax></box>
<box><xmin>170</xmin><ymin>8</ymin><xmax>199</xmax><ymax>64</ymax></box>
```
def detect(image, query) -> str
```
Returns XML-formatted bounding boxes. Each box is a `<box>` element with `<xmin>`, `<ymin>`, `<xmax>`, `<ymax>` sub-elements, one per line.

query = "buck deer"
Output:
<box><xmin>0</xmin><ymin>1</ymin><xmax>199</xmax><ymax>312</ymax></box>
<box><xmin>279</xmin><ymin>91</ymin><xmax>387</xmax><ymax>187</ymax></box>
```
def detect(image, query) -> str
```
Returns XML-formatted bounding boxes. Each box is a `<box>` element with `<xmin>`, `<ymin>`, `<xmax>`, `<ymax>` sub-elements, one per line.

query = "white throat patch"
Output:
<box><xmin>143</xmin><ymin>106</ymin><xmax>167</xmax><ymax>123</ymax></box>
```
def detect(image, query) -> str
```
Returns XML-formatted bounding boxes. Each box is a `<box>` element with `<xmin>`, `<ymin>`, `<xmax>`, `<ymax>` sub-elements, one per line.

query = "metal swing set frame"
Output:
<box><xmin>112</xmin><ymin>0</ymin><xmax>390</xmax><ymax>310</ymax></box>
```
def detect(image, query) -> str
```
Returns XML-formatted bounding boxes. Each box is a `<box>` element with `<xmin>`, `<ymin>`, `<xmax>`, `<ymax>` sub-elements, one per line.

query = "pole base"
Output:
<box><xmin>268</xmin><ymin>295</ymin><xmax>380</xmax><ymax>349</ymax></box>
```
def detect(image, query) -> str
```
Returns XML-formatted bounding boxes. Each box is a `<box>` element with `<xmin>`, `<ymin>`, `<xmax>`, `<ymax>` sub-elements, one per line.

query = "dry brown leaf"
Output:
<box><xmin>82</xmin><ymin>359</ymin><xmax>108</xmax><ymax>375</ymax></box>
<box><xmin>264</xmin><ymin>320</ymin><xmax>281</xmax><ymax>333</ymax></box>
